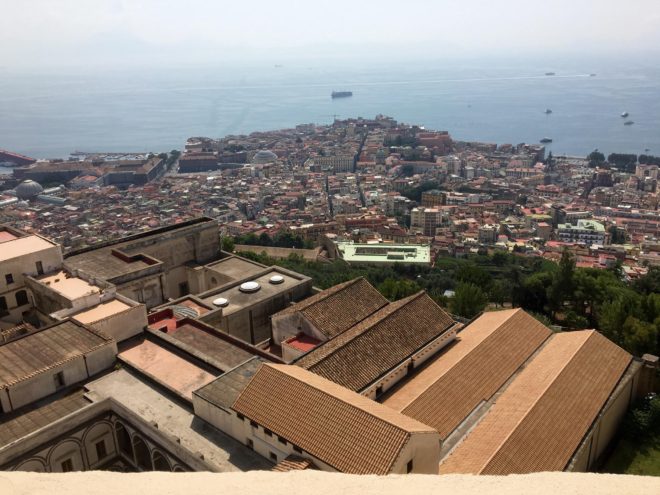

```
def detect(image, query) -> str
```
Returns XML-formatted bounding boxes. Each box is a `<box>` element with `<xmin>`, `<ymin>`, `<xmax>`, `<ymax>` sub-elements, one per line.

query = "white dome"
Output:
<box><xmin>269</xmin><ymin>275</ymin><xmax>284</xmax><ymax>284</ymax></box>
<box><xmin>239</xmin><ymin>281</ymin><xmax>261</xmax><ymax>293</ymax></box>
<box><xmin>212</xmin><ymin>297</ymin><xmax>229</xmax><ymax>307</ymax></box>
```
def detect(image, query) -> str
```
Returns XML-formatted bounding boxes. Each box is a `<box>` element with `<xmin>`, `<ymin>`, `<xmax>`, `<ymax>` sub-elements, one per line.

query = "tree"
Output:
<box><xmin>633</xmin><ymin>266</ymin><xmax>660</xmax><ymax>295</ymax></box>
<box><xmin>489</xmin><ymin>280</ymin><xmax>509</xmax><ymax>307</ymax></box>
<box><xmin>548</xmin><ymin>249</ymin><xmax>575</xmax><ymax>316</ymax></box>
<box><xmin>221</xmin><ymin>236</ymin><xmax>234</xmax><ymax>253</ymax></box>
<box><xmin>377</xmin><ymin>278</ymin><xmax>420</xmax><ymax>301</ymax></box>
<box><xmin>450</xmin><ymin>283</ymin><xmax>487</xmax><ymax>319</ymax></box>
<box><xmin>621</xmin><ymin>316</ymin><xmax>658</xmax><ymax>357</ymax></box>
<box><xmin>587</xmin><ymin>150</ymin><xmax>605</xmax><ymax>168</ymax></box>
<box><xmin>608</xmin><ymin>225</ymin><xmax>626</xmax><ymax>245</ymax></box>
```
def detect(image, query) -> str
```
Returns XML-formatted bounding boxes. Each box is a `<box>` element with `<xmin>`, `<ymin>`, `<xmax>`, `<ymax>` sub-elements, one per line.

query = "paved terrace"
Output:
<box><xmin>85</xmin><ymin>369</ymin><xmax>271</xmax><ymax>472</ymax></box>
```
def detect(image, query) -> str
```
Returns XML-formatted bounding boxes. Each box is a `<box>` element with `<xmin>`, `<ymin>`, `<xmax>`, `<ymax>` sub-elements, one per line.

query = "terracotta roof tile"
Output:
<box><xmin>232</xmin><ymin>363</ymin><xmax>438</xmax><ymax>474</ymax></box>
<box><xmin>271</xmin><ymin>455</ymin><xmax>316</xmax><ymax>472</ymax></box>
<box><xmin>274</xmin><ymin>278</ymin><xmax>388</xmax><ymax>339</ymax></box>
<box><xmin>386</xmin><ymin>309</ymin><xmax>551</xmax><ymax>439</ymax></box>
<box><xmin>296</xmin><ymin>292</ymin><xmax>456</xmax><ymax>391</ymax></box>
<box><xmin>439</xmin><ymin>330</ymin><xmax>632</xmax><ymax>474</ymax></box>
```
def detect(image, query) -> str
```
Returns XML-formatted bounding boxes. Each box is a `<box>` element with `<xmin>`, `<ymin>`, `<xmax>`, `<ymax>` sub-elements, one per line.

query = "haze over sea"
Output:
<box><xmin>1</xmin><ymin>55</ymin><xmax>660</xmax><ymax>166</ymax></box>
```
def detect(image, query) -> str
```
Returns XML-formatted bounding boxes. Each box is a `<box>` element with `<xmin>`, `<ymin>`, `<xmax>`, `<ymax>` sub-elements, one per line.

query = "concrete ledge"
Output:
<box><xmin>0</xmin><ymin>471</ymin><xmax>658</xmax><ymax>495</ymax></box>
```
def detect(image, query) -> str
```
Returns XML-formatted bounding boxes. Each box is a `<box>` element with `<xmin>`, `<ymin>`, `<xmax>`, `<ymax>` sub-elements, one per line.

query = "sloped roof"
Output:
<box><xmin>271</xmin><ymin>455</ymin><xmax>316</xmax><ymax>472</ymax></box>
<box><xmin>0</xmin><ymin>320</ymin><xmax>113</xmax><ymax>389</ymax></box>
<box><xmin>232</xmin><ymin>363</ymin><xmax>438</xmax><ymax>474</ymax></box>
<box><xmin>383</xmin><ymin>309</ymin><xmax>551</xmax><ymax>439</ymax></box>
<box><xmin>439</xmin><ymin>330</ymin><xmax>632</xmax><ymax>474</ymax></box>
<box><xmin>274</xmin><ymin>277</ymin><xmax>388</xmax><ymax>339</ymax></box>
<box><xmin>296</xmin><ymin>292</ymin><xmax>456</xmax><ymax>391</ymax></box>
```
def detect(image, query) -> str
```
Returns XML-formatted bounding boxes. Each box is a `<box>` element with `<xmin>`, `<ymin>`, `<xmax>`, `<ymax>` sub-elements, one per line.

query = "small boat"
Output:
<box><xmin>624</xmin><ymin>121</ymin><xmax>634</xmax><ymax>126</ymax></box>
<box><xmin>621</xmin><ymin>112</ymin><xmax>629</xmax><ymax>118</ymax></box>
<box><xmin>589</xmin><ymin>73</ymin><xmax>597</xmax><ymax>77</ymax></box>
<box><xmin>331</xmin><ymin>91</ymin><xmax>353</xmax><ymax>99</ymax></box>
<box><xmin>544</xmin><ymin>109</ymin><xmax>552</xmax><ymax>114</ymax></box>
<box><xmin>540</xmin><ymin>137</ymin><xmax>553</xmax><ymax>143</ymax></box>
<box><xmin>545</xmin><ymin>72</ymin><xmax>555</xmax><ymax>76</ymax></box>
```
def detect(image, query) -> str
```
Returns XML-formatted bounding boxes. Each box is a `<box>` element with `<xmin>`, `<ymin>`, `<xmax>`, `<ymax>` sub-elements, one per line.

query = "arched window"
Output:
<box><xmin>152</xmin><ymin>450</ymin><xmax>172</xmax><ymax>471</ymax></box>
<box><xmin>132</xmin><ymin>436</ymin><xmax>151</xmax><ymax>471</ymax></box>
<box><xmin>115</xmin><ymin>422</ymin><xmax>133</xmax><ymax>459</ymax></box>
<box><xmin>15</xmin><ymin>290</ymin><xmax>29</xmax><ymax>307</ymax></box>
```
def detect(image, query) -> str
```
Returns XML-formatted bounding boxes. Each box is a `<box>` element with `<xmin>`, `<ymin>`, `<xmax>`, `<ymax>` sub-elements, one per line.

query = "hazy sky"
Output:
<box><xmin>1</xmin><ymin>0</ymin><xmax>660</xmax><ymax>68</ymax></box>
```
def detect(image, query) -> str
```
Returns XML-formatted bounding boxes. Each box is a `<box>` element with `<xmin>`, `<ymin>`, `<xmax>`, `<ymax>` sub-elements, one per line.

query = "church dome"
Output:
<box><xmin>15</xmin><ymin>180</ymin><xmax>44</xmax><ymax>200</ymax></box>
<box><xmin>251</xmin><ymin>150</ymin><xmax>278</xmax><ymax>164</ymax></box>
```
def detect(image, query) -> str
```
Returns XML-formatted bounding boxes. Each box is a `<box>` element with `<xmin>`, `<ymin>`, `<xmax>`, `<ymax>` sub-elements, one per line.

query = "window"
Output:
<box><xmin>178</xmin><ymin>282</ymin><xmax>189</xmax><ymax>296</ymax></box>
<box><xmin>36</xmin><ymin>261</ymin><xmax>44</xmax><ymax>276</ymax></box>
<box><xmin>246</xmin><ymin>439</ymin><xmax>253</xmax><ymax>450</ymax></box>
<box><xmin>277</xmin><ymin>436</ymin><xmax>287</xmax><ymax>445</ymax></box>
<box><xmin>375</xmin><ymin>385</ymin><xmax>383</xmax><ymax>397</ymax></box>
<box><xmin>237</xmin><ymin>413</ymin><xmax>245</xmax><ymax>421</ymax></box>
<box><xmin>5</xmin><ymin>273</ymin><xmax>13</xmax><ymax>285</ymax></box>
<box><xmin>15</xmin><ymin>290</ymin><xmax>29</xmax><ymax>307</ymax></box>
<box><xmin>0</xmin><ymin>296</ymin><xmax>7</xmax><ymax>316</ymax></box>
<box><xmin>269</xmin><ymin>452</ymin><xmax>278</xmax><ymax>462</ymax></box>
<box><xmin>293</xmin><ymin>445</ymin><xmax>303</xmax><ymax>454</ymax></box>
<box><xmin>95</xmin><ymin>440</ymin><xmax>107</xmax><ymax>460</ymax></box>
<box><xmin>54</xmin><ymin>371</ymin><xmax>65</xmax><ymax>389</ymax></box>
<box><xmin>264</xmin><ymin>429</ymin><xmax>272</xmax><ymax>437</ymax></box>
<box><xmin>61</xmin><ymin>459</ymin><xmax>74</xmax><ymax>472</ymax></box>
<box><xmin>250</xmin><ymin>420</ymin><xmax>258</xmax><ymax>429</ymax></box>
<box><xmin>406</xmin><ymin>460</ymin><xmax>413</xmax><ymax>473</ymax></box>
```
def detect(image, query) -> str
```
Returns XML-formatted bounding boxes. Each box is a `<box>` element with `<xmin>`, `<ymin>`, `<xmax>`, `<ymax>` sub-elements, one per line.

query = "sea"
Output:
<box><xmin>1</xmin><ymin>55</ymin><xmax>660</xmax><ymax>171</ymax></box>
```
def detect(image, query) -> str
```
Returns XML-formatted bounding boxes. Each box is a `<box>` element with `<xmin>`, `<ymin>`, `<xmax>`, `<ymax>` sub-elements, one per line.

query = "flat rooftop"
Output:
<box><xmin>200</xmin><ymin>270</ymin><xmax>306</xmax><ymax>316</ymax></box>
<box><xmin>65</xmin><ymin>250</ymin><xmax>153</xmax><ymax>281</ymax></box>
<box><xmin>336</xmin><ymin>241</ymin><xmax>431</xmax><ymax>264</ymax></box>
<box><xmin>205</xmin><ymin>257</ymin><xmax>266</xmax><ymax>283</ymax></box>
<box><xmin>0</xmin><ymin>235</ymin><xmax>57</xmax><ymax>262</ymax></box>
<box><xmin>0</xmin><ymin>320</ymin><xmax>112</xmax><ymax>388</ymax></box>
<box><xmin>119</xmin><ymin>339</ymin><xmax>217</xmax><ymax>400</ymax></box>
<box><xmin>284</xmin><ymin>334</ymin><xmax>321</xmax><ymax>353</ymax></box>
<box><xmin>37</xmin><ymin>271</ymin><xmax>101</xmax><ymax>300</ymax></box>
<box><xmin>85</xmin><ymin>368</ymin><xmax>270</xmax><ymax>471</ymax></box>
<box><xmin>162</xmin><ymin>322</ymin><xmax>255</xmax><ymax>371</ymax></box>
<box><xmin>73</xmin><ymin>299</ymin><xmax>132</xmax><ymax>324</ymax></box>
<box><xmin>0</xmin><ymin>231</ymin><xmax>19</xmax><ymax>244</ymax></box>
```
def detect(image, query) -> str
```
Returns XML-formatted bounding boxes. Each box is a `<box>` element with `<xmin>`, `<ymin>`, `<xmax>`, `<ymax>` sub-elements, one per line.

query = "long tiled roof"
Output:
<box><xmin>274</xmin><ymin>277</ymin><xmax>388</xmax><ymax>339</ymax></box>
<box><xmin>439</xmin><ymin>330</ymin><xmax>632</xmax><ymax>474</ymax></box>
<box><xmin>232</xmin><ymin>364</ymin><xmax>438</xmax><ymax>474</ymax></box>
<box><xmin>0</xmin><ymin>320</ymin><xmax>113</xmax><ymax>388</ymax></box>
<box><xmin>296</xmin><ymin>292</ymin><xmax>455</xmax><ymax>392</ymax></box>
<box><xmin>384</xmin><ymin>309</ymin><xmax>551</xmax><ymax>439</ymax></box>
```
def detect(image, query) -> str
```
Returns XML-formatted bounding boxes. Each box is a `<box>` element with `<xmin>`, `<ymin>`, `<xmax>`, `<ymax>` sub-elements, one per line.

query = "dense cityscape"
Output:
<box><xmin>0</xmin><ymin>114</ymin><xmax>658</xmax><ymax>480</ymax></box>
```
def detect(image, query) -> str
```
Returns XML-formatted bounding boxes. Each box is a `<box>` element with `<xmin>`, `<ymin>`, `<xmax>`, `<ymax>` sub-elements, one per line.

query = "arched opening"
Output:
<box><xmin>172</xmin><ymin>466</ymin><xmax>186</xmax><ymax>472</ymax></box>
<box><xmin>15</xmin><ymin>458</ymin><xmax>46</xmax><ymax>472</ymax></box>
<box><xmin>152</xmin><ymin>450</ymin><xmax>172</xmax><ymax>472</ymax></box>
<box><xmin>0</xmin><ymin>296</ymin><xmax>8</xmax><ymax>316</ymax></box>
<box><xmin>132</xmin><ymin>435</ymin><xmax>151</xmax><ymax>471</ymax></box>
<box><xmin>115</xmin><ymin>422</ymin><xmax>133</xmax><ymax>459</ymax></box>
<box><xmin>15</xmin><ymin>290</ymin><xmax>29</xmax><ymax>307</ymax></box>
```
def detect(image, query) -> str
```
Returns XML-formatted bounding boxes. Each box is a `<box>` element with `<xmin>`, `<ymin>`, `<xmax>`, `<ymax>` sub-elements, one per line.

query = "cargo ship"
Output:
<box><xmin>540</xmin><ymin>137</ymin><xmax>553</xmax><ymax>143</ymax></box>
<box><xmin>331</xmin><ymin>91</ymin><xmax>353</xmax><ymax>99</ymax></box>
